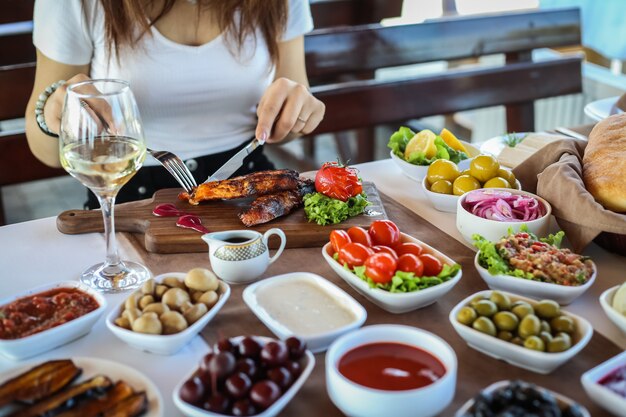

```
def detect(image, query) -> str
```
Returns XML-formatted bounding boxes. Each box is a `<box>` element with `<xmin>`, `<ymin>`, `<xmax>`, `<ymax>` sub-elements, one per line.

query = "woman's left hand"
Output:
<box><xmin>255</xmin><ymin>77</ymin><xmax>325</xmax><ymax>143</ymax></box>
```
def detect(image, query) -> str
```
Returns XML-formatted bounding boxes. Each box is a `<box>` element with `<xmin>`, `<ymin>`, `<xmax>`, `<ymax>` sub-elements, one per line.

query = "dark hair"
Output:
<box><xmin>96</xmin><ymin>0</ymin><xmax>288</xmax><ymax>64</ymax></box>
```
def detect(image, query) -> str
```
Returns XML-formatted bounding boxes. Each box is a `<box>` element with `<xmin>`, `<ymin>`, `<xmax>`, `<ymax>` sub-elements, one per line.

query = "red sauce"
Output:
<box><xmin>338</xmin><ymin>342</ymin><xmax>445</xmax><ymax>391</ymax></box>
<box><xmin>176</xmin><ymin>214</ymin><xmax>210</xmax><ymax>234</ymax></box>
<box><xmin>152</xmin><ymin>203</ymin><xmax>190</xmax><ymax>217</ymax></box>
<box><xmin>0</xmin><ymin>288</ymin><xmax>100</xmax><ymax>340</ymax></box>
<box><xmin>599</xmin><ymin>365</ymin><xmax>626</xmax><ymax>398</ymax></box>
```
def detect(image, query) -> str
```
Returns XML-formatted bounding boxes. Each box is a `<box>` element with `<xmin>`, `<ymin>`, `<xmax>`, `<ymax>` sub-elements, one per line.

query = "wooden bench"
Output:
<box><xmin>304</xmin><ymin>8</ymin><xmax>582</xmax><ymax>146</ymax></box>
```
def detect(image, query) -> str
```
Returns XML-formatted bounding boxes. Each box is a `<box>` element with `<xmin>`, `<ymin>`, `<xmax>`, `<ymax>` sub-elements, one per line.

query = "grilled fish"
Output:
<box><xmin>239</xmin><ymin>179</ymin><xmax>315</xmax><ymax>226</ymax></box>
<box><xmin>179</xmin><ymin>169</ymin><xmax>300</xmax><ymax>205</ymax></box>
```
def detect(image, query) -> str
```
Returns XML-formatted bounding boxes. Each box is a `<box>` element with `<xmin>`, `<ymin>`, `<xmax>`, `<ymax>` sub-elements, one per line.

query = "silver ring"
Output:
<box><xmin>297</xmin><ymin>117</ymin><xmax>307</xmax><ymax>123</ymax></box>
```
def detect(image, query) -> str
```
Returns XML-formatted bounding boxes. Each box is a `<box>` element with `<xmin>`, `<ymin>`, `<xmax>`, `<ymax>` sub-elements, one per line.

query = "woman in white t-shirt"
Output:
<box><xmin>25</xmin><ymin>0</ymin><xmax>324</xmax><ymax>208</ymax></box>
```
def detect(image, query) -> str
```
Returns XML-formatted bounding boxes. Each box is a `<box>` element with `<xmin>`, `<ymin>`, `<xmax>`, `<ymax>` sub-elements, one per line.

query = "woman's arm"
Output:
<box><xmin>255</xmin><ymin>35</ymin><xmax>325</xmax><ymax>143</ymax></box>
<box><xmin>25</xmin><ymin>50</ymin><xmax>89</xmax><ymax>168</ymax></box>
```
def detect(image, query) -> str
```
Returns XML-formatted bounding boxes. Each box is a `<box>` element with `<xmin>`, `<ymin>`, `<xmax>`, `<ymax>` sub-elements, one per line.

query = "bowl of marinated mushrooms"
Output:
<box><xmin>106</xmin><ymin>268</ymin><xmax>231</xmax><ymax>355</ymax></box>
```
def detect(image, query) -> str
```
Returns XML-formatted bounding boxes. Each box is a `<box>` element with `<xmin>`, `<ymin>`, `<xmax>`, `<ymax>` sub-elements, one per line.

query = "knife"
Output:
<box><xmin>204</xmin><ymin>137</ymin><xmax>265</xmax><ymax>183</ymax></box>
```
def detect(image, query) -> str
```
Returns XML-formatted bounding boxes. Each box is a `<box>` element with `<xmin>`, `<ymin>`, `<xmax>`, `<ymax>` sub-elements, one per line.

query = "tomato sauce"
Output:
<box><xmin>0</xmin><ymin>288</ymin><xmax>100</xmax><ymax>339</ymax></box>
<box><xmin>338</xmin><ymin>342</ymin><xmax>445</xmax><ymax>391</ymax></box>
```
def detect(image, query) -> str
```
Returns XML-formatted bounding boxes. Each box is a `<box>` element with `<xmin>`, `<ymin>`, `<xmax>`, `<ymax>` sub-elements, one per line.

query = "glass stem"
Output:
<box><xmin>97</xmin><ymin>194</ymin><xmax>122</xmax><ymax>270</ymax></box>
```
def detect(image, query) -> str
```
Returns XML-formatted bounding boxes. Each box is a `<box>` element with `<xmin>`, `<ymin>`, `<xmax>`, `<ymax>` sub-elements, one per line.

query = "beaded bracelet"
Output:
<box><xmin>34</xmin><ymin>80</ymin><xmax>66</xmax><ymax>138</ymax></box>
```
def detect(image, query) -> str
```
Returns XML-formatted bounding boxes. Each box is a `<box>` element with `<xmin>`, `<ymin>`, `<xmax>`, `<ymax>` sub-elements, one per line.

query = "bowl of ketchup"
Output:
<box><xmin>325</xmin><ymin>324</ymin><xmax>457</xmax><ymax>417</ymax></box>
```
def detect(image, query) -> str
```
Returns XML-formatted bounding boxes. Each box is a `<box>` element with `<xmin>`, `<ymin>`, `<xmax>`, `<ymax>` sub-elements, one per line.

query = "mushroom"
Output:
<box><xmin>191</xmin><ymin>290</ymin><xmax>204</xmax><ymax>304</ymax></box>
<box><xmin>122</xmin><ymin>307</ymin><xmax>142</xmax><ymax>324</ymax></box>
<box><xmin>184</xmin><ymin>303</ymin><xmax>208</xmax><ymax>324</ymax></box>
<box><xmin>180</xmin><ymin>300</ymin><xmax>194</xmax><ymax>313</ymax></box>
<box><xmin>185</xmin><ymin>268</ymin><xmax>219</xmax><ymax>292</ymax></box>
<box><xmin>124</xmin><ymin>292</ymin><xmax>141</xmax><ymax>311</ymax></box>
<box><xmin>199</xmin><ymin>291</ymin><xmax>219</xmax><ymax>309</ymax></box>
<box><xmin>160</xmin><ymin>311</ymin><xmax>188</xmax><ymax>334</ymax></box>
<box><xmin>142</xmin><ymin>302</ymin><xmax>169</xmax><ymax>315</ymax></box>
<box><xmin>131</xmin><ymin>312</ymin><xmax>162</xmax><ymax>334</ymax></box>
<box><xmin>161</xmin><ymin>287</ymin><xmax>190</xmax><ymax>310</ymax></box>
<box><xmin>141</xmin><ymin>279</ymin><xmax>156</xmax><ymax>295</ymax></box>
<box><xmin>155</xmin><ymin>284</ymin><xmax>169</xmax><ymax>299</ymax></box>
<box><xmin>138</xmin><ymin>295</ymin><xmax>155</xmax><ymax>310</ymax></box>
<box><xmin>114</xmin><ymin>316</ymin><xmax>132</xmax><ymax>330</ymax></box>
<box><xmin>162</xmin><ymin>277</ymin><xmax>187</xmax><ymax>290</ymax></box>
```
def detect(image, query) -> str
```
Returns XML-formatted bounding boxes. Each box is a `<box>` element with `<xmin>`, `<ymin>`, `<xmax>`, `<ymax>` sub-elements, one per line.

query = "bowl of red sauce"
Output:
<box><xmin>325</xmin><ymin>324</ymin><xmax>457</xmax><ymax>417</ymax></box>
<box><xmin>0</xmin><ymin>281</ymin><xmax>106</xmax><ymax>360</ymax></box>
<box><xmin>581</xmin><ymin>350</ymin><xmax>626</xmax><ymax>417</ymax></box>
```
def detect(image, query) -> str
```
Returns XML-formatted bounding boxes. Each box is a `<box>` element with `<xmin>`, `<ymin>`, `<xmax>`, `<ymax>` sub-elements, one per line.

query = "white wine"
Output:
<box><xmin>61</xmin><ymin>136</ymin><xmax>145</xmax><ymax>196</ymax></box>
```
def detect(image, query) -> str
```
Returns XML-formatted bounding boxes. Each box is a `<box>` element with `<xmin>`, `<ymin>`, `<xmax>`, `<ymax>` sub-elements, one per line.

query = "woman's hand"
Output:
<box><xmin>255</xmin><ymin>77</ymin><xmax>325</xmax><ymax>143</ymax></box>
<box><xmin>42</xmin><ymin>73</ymin><xmax>91</xmax><ymax>135</ymax></box>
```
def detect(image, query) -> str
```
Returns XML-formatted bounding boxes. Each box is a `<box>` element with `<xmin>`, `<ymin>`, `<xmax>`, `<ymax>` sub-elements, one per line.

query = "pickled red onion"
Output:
<box><xmin>462</xmin><ymin>190</ymin><xmax>544</xmax><ymax>222</ymax></box>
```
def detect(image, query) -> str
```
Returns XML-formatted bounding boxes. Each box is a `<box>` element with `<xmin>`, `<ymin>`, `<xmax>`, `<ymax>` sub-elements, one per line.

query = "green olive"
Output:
<box><xmin>548</xmin><ymin>335</ymin><xmax>572</xmax><ymax>353</ymax></box>
<box><xmin>490</xmin><ymin>291</ymin><xmax>512</xmax><ymax>311</ymax></box>
<box><xmin>497</xmin><ymin>330</ymin><xmax>514</xmax><ymax>342</ymax></box>
<box><xmin>483</xmin><ymin>177</ymin><xmax>511</xmax><ymax>189</ymax></box>
<box><xmin>540</xmin><ymin>320</ymin><xmax>551</xmax><ymax>334</ymax></box>
<box><xmin>518</xmin><ymin>314</ymin><xmax>541</xmax><ymax>339</ymax></box>
<box><xmin>493</xmin><ymin>311</ymin><xmax>519</xmax><ymax>331</ymax></box>
<box><xmin>427</xmin><ymin>159</ymin><xmax>461</xmax><ymax>185</ymax></box>
<box><xmin>452</xmin><ymin>175</ymin><xmax>481</xmax><ymax>196</ymax></box>
<box><xmin>470</xmin><ymin>155</ymin><xmax>500</xmax><ymax>183</ymax></box>
<box><xmin>511</xmin><ymin>337</ymin><xmax>525</xmax><ymax>347</ymax></box>
<box><xmin>457</xmin><ymin>306</ymin><xmax>478</xmax><ymax>326</ymax></box>
<box><xmin>535</xmin><ymin>300</ymin><xmax>561</xmax><ymax>320</ymax></box>
<box><xmin>540</xmin><ymin>331</ymin><xmax>553</xmax><ymax>345</ymax></box>
<box><xmin>469</xmin><ymin>294</ymin><xmax>487</xmax><ymax>308</ymax></box>
<box><xmin>524</xmin><ymin>336</ymin><xmax>546</xmax><ymax>351</ymax></box>
<box><xmin>474</xmin><ymin>300</ymin><xmax>498</xmax><ymax>317</ymax></box>
<box><xmin>430</xmin><ymin>180</ymin><xmax>453</xmax><ymax>195</ymax></box>
<box><xmin>512</xmin><ymin>301</ymin><xmax>535</xmax><ymax>319</ymax></box>
<box><xmin>497</xmin><ymin>168</ymin><xmax>517</xmax><ymax>188</ymax></box>
<box><xmin>550</xmin><ymin>316</ymin><xmax>575</xmax><ymax>334</ymax></box>
<box><xmin>472</xmin><ymin>316</ymin><xmax>497</xmax><ymax>337</ymax></box>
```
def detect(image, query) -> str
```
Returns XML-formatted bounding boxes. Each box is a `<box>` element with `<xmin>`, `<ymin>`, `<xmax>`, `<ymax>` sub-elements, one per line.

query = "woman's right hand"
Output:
<box><xmin>42</xmin><ymin>73</ymin><xmax>91</xmax><ymax>135</ymax></box>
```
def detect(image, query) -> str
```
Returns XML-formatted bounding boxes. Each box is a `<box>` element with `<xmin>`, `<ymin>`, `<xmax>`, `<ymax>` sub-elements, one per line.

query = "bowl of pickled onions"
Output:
<box><xmin>456</xmin><ymin>189</ymin><xmax>551</xmax><ymax>244</ymax></box>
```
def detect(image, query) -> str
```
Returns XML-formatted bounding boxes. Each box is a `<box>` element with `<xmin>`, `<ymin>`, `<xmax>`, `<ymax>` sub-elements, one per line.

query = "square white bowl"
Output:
<box><xmin>581</xmin><ymin>350</ymin><xmax>626</xmax><ymax>417</ymax></box>
<box><xmin>106</xmin><ymin>272</ymin><xmax>230</xmax><ymax>355</ymax></box>
<box><xmin>455</xmin><ymin>380</ymin><xmax>590</xmax><ymax>416</ymax></box>
<box><xmin>242</xmin><ymin>272</ymin><xmax>367</xmax><ymax>353</ymax></box>
<box><xmin>456</xmin><ymin>188</ymin><xmax>552</xmax><ymax>245</ymax></box>
<box><xmin>449</xmin><ymin>290</ymin><xmax>593</xmax><ymax>374</ymax></box>
<box><xmin>0</xmin><ymin>281</ymin><xmax>107</xmax><ymax>361</ymax></box>
<box><xmin>173</xmin><ymin>336</ymin><xmax>315</xmax><ymax>417</ymax></box>
<box><xmin>600</xmin><ymin>286</ymin><xmax>626</xmax><ymax>336</ymax></box>
<box><xmin>322</xmin><ymin>232</ymin><xmax>462</xmax><ymax>314</ymax></box>
<box><xmin>474</xmin><ymin>253</ymin><xmax>596</xmax><ymax>305</ymax></box>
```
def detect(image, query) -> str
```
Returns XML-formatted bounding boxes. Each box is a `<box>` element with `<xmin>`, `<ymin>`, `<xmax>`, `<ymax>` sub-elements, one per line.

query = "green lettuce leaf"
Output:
<box><xmin>387</xmin><ymin>126</ymin><xmax>415</xmax><ymax>158</ymax></box>
<box><xmin>541</xmin><ymin>231</ymin><xmax>565</xmax><ymax>248</ymax></box>
<box><xmin>387</xmin><ymin>127</ymin><xmax>468</xmax><ymax>166</ymax></box>
<box><xmin>303</xmin><ymin>192</ymin><xmax>370</xmax><ymax>226</ymax></box>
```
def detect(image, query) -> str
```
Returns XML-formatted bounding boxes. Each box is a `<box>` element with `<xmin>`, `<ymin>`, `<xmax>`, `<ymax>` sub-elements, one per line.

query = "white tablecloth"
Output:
<box><xmin>1</xmin><ymin>159</ymin><xmax>625</xmax><ymax>416</ymax></box>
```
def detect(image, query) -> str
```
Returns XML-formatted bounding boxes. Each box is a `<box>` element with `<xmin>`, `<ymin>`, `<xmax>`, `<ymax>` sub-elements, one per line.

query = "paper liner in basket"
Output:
<box><xmin>512</xmin><ymin>139</ymin><xmax>626</xmax><ymax>253</ymax></box>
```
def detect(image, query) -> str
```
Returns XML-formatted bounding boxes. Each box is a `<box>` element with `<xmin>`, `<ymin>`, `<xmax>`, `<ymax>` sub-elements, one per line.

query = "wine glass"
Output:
<box><xmin>60</xmin><ymin>79</ymin><xmax>150</xmax><ymax>292</ymax></box>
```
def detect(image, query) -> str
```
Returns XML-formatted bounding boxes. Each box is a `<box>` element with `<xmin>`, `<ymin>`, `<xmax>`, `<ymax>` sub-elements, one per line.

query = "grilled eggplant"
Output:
<box><xmin>0</xmin><ymin>360</ymin><xmax>81</xmax><ymax>407</ymax></box>
<box><xmin>54</xmin><ymin>381</ymin><xmax>135</xmax><ymax>417</ymax></box>
<box><xmin>100</xmin><ymin>392</ymin><xmax>148</xmax><ymax>417</ymax></box>
<box><xmin>9</xmin><ymin>375</ymin><xmax>112</xmax><ymax>417</ymax></box>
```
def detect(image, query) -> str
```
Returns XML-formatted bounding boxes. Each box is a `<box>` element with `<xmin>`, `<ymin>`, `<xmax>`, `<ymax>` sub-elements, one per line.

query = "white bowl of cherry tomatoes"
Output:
<box><xmin>322</xmin><ymin>220</ymin><xmax>463</xmax><ymax>314</ymax></box>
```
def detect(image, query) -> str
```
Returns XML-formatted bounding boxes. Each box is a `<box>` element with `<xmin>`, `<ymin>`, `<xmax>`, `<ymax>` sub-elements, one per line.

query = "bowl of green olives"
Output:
<box><xmin>449</xmin><ymin>290</ymin><xmax>593</xmax><ymax>374</ymax></box>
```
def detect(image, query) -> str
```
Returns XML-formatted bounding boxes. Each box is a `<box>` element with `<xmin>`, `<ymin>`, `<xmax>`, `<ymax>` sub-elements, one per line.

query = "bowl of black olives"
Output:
<box><xmin>455</xmin><ymin>380</ymin><xmax>590</xmax><ymax>417</ymax></box>
<box><xmin>173</xmin><ymin>335</ymin><xmax>314</xmax><ymax>417</ymax></box>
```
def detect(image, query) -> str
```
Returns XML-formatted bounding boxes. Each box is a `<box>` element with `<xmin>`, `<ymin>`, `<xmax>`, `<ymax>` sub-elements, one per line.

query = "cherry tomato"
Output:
<box><xmin>368</xmin><ymin>220</ymin><xmax>400</xmax><ymax>247</ymax></box>
<box><xmin>329</xmin><ymin>230</ymin><xmax>351</xmax><ymax>254</ymax></box>
<box><xmin>371</xmin><ymin>245</ymin><xmax>398</xmax><ymax>259</ymax></box>
<box><xmin>397</xmin><ymin>254</ymin><xmax>424</xmax><ymax>276</ymax></box>
<box><xmin>395</xmin><ymin>242</ymin><xmax>423</xmax><ymax>257</ymax></box>
<box><xmin>338</xmin><ymin>243</ymin><xmax>372</xmax><ymax>269</ymax></box>
<box><xmin>347</xmin><ymin>227</ymin><xmax>372</xmax><ymax>247</ymax></box>
<box><xmin>315</xmin><ymin>162</ymin><xmax>363</xmax><ymax>201</ymax></box>
<box><xmin>420</xmin><ymin>254</ymin><xmax>443</xmax><ymax>276</ymax></box>
<box><xmin>364</xmin><ymin>253</ymin><xmax>398</xmax><ymax>284</ymax></box>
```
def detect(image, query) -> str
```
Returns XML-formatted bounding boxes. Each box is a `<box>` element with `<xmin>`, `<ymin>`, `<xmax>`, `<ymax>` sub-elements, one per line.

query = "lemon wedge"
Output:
<box><xmin>405</xmin><ymin>129</ymin><xmax>437</xmax><ymax>160</ymax></box>
<box><xmin>440</xmin><ymin>128</ymin><xmax>468</xmax><ymax>154</ymax></box>
<box><xmin>612</xmin><ymin>282</ymin><xmax>626</xmax><ymax>314</ymax></box>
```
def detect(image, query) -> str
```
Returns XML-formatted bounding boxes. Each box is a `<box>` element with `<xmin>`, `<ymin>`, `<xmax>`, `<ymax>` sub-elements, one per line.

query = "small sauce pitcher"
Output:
<box><xmin>201</xmin><ymin>228</ymin><xmax>286</xmax><ymax>284</ymax></box>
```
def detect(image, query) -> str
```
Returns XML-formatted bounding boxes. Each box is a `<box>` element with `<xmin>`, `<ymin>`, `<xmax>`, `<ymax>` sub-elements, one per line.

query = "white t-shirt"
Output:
<box><xmin>33</xmin><ymin>0</ymin><xmax>313</xmax><ymax>165</ymax></box>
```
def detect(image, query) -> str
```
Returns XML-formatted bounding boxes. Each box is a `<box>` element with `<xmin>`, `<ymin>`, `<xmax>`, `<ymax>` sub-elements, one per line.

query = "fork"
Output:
<box><xmin>146</xmin><ymin>148</ymin><xmax>198</xmax><ymax>193</ymax></box>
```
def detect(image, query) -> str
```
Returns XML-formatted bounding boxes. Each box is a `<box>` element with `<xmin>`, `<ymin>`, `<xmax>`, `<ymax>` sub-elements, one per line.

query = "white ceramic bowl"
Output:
<box><xmin>581</xmin><ymin>350</ymin><xmax>626</xmax><ymax>417</ymax></box>
<box><xmin>0</xmin><ymin>281</ymin><xmax>107</xmax><ymax>361</ymax></box>
<box><xmin>474</xmin><ymin>253</ymin><xmax>596</xmax><ymax>305</ymax></box>
<box><xmin>455</xmin><ymin>380</ymin><xmax>590</xmax><ymax>417</ymax></box>
<box><xmin>173</xmin><ymin>336</ymin><xmax>315</xmax><ymax>417</ymax></box>
<box><xmin>326</xmin><ymin>324</ymin><xmax>457</xmax><ymax>417</ymax></box>
<box><xmin>390</xmin><ymin>142</ymin><xmax>478</xmax><ymax>182</ymax></box>
<box><xmin>449</xmin><ymin>290</ymin><xmax>593</xmax><ymax>374</ymax></box>
<box><xmin>106</xmin><ymin>272</ymin><xmax>231</xmax><ymax>355</ymax></box>
<box><xmin>456</xmin><ymin>188</ymin><xmax>552</xmax><ymax>245</ymax></box>
<box><xmin>322</xmin><ymin>232</ymin><xmax>462</xmax><ymax>314</ymax></box>
<box><xmin>242</xmin><ymin>272</ymin><xmax>366</xmax><ymax>353</ymax></box>
<box><xmin>600</xmin><ymin>286</ymin><xmax>626</xmax><ymax>336</ymax></box>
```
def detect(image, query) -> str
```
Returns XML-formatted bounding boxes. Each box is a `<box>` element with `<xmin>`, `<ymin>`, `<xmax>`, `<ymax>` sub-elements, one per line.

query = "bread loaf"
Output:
<box><xmin>583</xmin><ymin>113</ymin><xmax>626</xmax><ymax>212</ymax></box>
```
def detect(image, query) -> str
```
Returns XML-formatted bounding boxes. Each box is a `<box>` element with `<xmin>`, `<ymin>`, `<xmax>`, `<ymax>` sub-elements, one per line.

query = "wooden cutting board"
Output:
<box><xmin>56</xmin><ymin>182</ymin><xmax>386</xmax><ymax>253</ymax></box>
